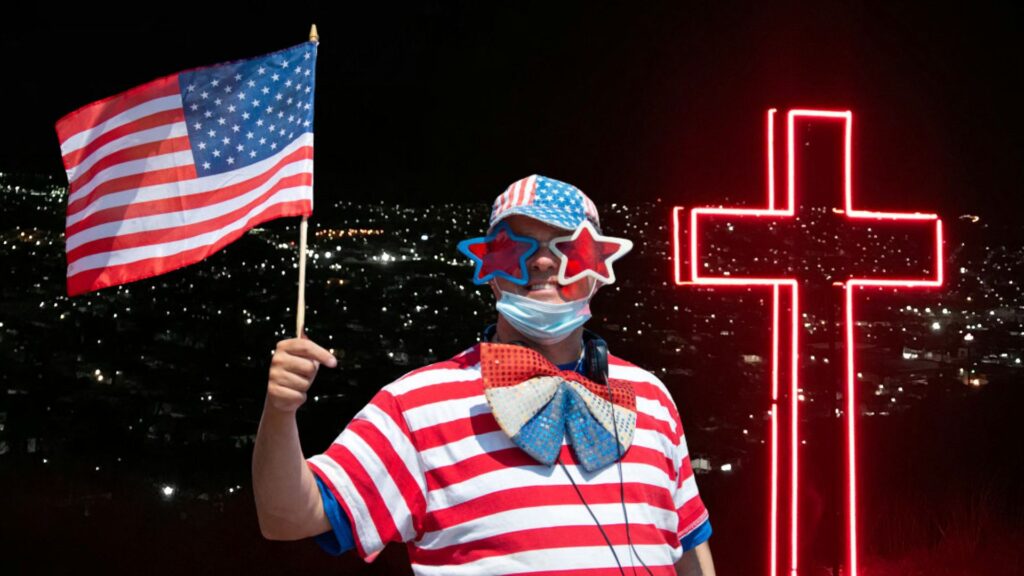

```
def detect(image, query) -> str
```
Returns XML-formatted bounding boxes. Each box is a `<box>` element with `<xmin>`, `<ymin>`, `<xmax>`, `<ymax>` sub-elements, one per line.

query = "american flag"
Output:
<box><xmin>489</xmin><ymin>174</ymin><xmax>600</xmax><ymax>231</ymax></box>
<box><xmin>56</xmin><ymin>42</ymin><xmax>317</xmax><ymax>296</ymax></box>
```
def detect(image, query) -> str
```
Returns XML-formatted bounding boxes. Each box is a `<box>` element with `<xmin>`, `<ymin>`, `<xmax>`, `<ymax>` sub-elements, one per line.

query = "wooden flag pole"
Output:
<box><xmin>296</xmin><ymin>218</ymin><xmax>308</xmax><ymax>337</ymax></box>
<box><xmin>296</xmin><ymin>23</ymin><xmax>319</xmax><ymax>338</ymax></box>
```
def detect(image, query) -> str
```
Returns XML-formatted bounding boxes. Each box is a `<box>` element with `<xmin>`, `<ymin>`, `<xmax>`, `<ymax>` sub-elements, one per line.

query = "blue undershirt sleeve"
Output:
<box><xmin>312</xmin><ymin>474</ymin><xmax>356</xmax><ymax>556</ymax></box>
<box><xmin>680</xmin><ymin>517</ymin><xmax>712</xmax><ymax>552</ymax></box>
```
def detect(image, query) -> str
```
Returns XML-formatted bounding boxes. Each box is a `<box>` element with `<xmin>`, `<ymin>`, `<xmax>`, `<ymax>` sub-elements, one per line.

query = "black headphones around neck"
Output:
<box><xmin>480</xmin><ymin>324</ymin><xmax>609</xmax><ymax>384</ymax></box>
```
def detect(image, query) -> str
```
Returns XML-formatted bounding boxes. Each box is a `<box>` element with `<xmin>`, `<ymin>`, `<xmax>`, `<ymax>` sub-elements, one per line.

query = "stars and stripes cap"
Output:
<box><xmin>489</xmin><ymin>174</ymin><xmax>600</xmax><ymax>232</ymax></box>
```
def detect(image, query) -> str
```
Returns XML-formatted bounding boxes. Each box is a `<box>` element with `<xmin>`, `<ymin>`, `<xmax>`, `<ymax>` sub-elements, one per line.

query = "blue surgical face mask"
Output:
<box><xmin>495</xmin><ymin>290</ymin><xmax>592</xmax><ymax>346</ymax></box>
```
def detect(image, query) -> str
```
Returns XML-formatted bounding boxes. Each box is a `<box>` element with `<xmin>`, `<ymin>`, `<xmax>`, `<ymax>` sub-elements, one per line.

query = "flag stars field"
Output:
<box><xmin>178</xmin><ymin>46</ymin><xmax>316</xmax><ymax>177</ymax></box>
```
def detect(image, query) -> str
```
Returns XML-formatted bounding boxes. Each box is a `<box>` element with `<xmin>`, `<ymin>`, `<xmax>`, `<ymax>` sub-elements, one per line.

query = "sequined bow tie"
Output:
<box><xmin>480</xmin><ymin>342</ymin><xmax>636</xmax><ymax>472</ymax></box>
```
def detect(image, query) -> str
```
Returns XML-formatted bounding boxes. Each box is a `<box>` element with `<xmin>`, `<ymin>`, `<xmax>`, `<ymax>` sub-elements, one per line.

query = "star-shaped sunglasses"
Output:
<box><xmin>457</xmin><ymin>220</ymin><xmax>633</xmax><ymax>286</ymax></box>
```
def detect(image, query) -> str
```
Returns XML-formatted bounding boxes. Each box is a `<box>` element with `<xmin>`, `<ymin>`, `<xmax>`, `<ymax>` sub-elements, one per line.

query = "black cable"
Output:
<box><xmin>558</xmin><ymin>458</ymin><xmax>626</xmax><ymax>576</ymax></box>
<box><xmin>590</xmin><ymin>336</ymin><xmax>653</xmax><ymax>576</ymax></box>
<box><xmin>612</xmin><ymin>400</ymin><xmax>655</xmax><ymax>576</ymax></box>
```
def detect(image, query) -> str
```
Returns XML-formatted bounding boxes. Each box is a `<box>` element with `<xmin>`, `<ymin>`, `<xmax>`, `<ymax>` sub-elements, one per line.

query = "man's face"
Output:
<box><xmin>489</xmin><ymin>215</ymin><xmax>595</xmax><ymax>303</ymax></box>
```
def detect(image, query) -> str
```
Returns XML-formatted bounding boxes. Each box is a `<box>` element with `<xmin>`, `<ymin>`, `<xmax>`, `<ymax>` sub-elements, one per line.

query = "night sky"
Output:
<box><xmin>3</xmin><ymin>3</ymin><xmax>1021</xmax><ymax>219</ymax></box>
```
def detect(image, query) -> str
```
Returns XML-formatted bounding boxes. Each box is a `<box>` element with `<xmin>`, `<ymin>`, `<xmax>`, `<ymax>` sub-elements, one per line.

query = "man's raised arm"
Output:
<box><xmin>252</xmin><ymin>336</ymin><xmax>337</xmax><ymax>540</ymax></box>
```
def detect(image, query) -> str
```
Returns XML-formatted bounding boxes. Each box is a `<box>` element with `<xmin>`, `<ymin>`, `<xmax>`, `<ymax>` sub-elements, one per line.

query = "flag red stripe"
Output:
<box><xmin>489</xmin><ymin>569</ymin><xmax>655</xmax><ymax>576</ymax></box>
<box><xmin>421</xmin><ymin>482</ymin><xmax>677</xmax><ymax>533</ymax></box>
<box><xmin>368</xmin><ymin>391</ymin><xmax>416</xmax><ymax>444</ymax></box>
<box><xmin>66</xmin><ymin>199</ymin><xmax>310</xmax><ymax>296</ymax></box>
<box><xmin>632</xmin><ymin>381</ymin><xmax>684</xmax><ymax>443</ymax></box>
<box><xmin>400</xmin><ymin>380</ymin><xmax>483</xmax><ymax>411</ymax></box>
<box><xmin>413</xmin><ymin>413</ymin><xmax>501</xmax><ymax>451</ymax></box>
<box><xmin>61</xmin><ymin>109</ymin><xmax>186</xmax><ymax>170</ymax></box>
<box><xmin>66</xmin><ymin>146</ymin><xmax>313</xmax><ymax>237</ymax></box>
<box><xmin>307</xmin><ymin>461</ymin><xmax>370</xmax><ymax>559</ymax></box>
<box><xmin>678</xmin><ymin>454</ymin><xmax>693</xmax><ymax>482</ymax></box>
<box><xmin>405</xmin><ymin>399</ymin><xmax>676</xmax><ymax>453</ymax></box>
<box><xmin>396</xmin><ymin>351</ymin><xmax>479</xmax><ymax>381</ymax></box>
<box><xmin>409</xmin><ymin>403</ymin><xmax>681</xmax><ymax>455</ymax></box>
<box><xmin>635</xmin><ymin>413</ymin><xmax>677</xmax><ymax>448</ymax></box>
<box><xmin>56</xmin><ymin>74</ymin><xmax>181</xmax><ymax>144</ymax></box>
<box><xmin>348</xmin><ymin>421</ymin><xmax>427</xmax><ymax>537</ymax></box>
<box><xmin>324</xmin><ymin>443</ymin><xmax>403</xmax><ymax>544</ymax></box>
<box><xmin>66</xmin><ymin>164</ymin><xmax>200</xmax><ymax>217</ymax></box>
<box><xmin>66</xmin><ymin>173</ymin><xmax>312</xmax><ymax>263</ymax></box>
<box><xmin>412</xmin><ymin>523</ymin><xmax>674</xmax><ymax>566</ymax></box>
<box><xmin>68</xmin><ymin>135</ymin><xmax>192</xmax><ymax>191</ymax></box>
<box><xmin>425</xmin><ymin>445</ymin><xmax>674</xmax><ymax>492</ymax></box>
<box><xmin>677</xmin><ymin>497</ymin><xmax>708</xmax><ymax>534</ymax></box>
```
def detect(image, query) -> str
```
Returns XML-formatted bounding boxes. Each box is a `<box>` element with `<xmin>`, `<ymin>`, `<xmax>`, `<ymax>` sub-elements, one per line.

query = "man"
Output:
<box><xmin>253</xmin><ymin>175</ymin><xmax>716</xmax><ymax>575</ymax></box>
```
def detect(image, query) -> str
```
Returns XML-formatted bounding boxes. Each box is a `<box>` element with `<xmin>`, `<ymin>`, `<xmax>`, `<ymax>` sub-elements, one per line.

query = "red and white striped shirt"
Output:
<box><xmin>307</xmin><ymin>344</ymin><xmax>709</xmax><ymax>575</ymax></box>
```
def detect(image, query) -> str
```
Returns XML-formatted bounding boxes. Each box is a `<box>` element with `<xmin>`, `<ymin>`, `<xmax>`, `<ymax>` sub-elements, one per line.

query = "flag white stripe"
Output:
<box><xmin>307</xmin><ymin>454</ymin><xmax>384</xmax><ymax>554</ymax></box>
<box><xmin>636</xmin><ymin>396</ymin><xmax>676</xmax><ymax>436</ymax></box>
<box><xmin>417</xmin><ymin>424</ymin><xmax>674</xmax><ymax>474</ymax></box>
<box><xmin>505</xmin><ymin>180</ymin><xmax>519</xmax><ymax>211</ymax></box>
<box><xmin>353</xmin><ymin>403</ymin><xmax>428</xmax><ymax>495</ymax></box>
<box><xmin>388</xmin><ymin>365</ymin><xmax>482</xmax><ymax>397</ymax></box>
<box><xmin>677</xmin><ymin>435</ymin><xmax>690</xmax><ymax>463</ymax></box>
<box><xmin>343</xmin><ymin>425</ymin><xmax>418</xmax><ymax>542</ymax></box>
<box><xmin>59</xmin><ymin>95</ymin><xmax>183</xmax><ymax>156</ymax></box>
<box><xmin>410</xmin><ymin>544</ymin><xmax>677</xmax><ymax>576</ymax></box>
<box><xmin>676</xmin><ymin>475</ymin><xmax>700</xmax><ymax>508</ymax></box>
<box><xmin>418</xmin><ymin>501</ymin><xmax>679</xmax><ymax>551</ymax></box>
<box><xmin>523</xmin><ymin>174</ymin><xmax>536</xmax><ymax>204</ymax></box>
<box><xmin>66</xmin><ymin>159</ymin><xmax>310</xmax><ymax>250</ymax></box>
<box><xmin>66</xmin><ymin>186</ymin><xmax>310</xmax><ymax>277</ymax></box>
<box><xmin>425</xmin><ymin>460</ymin><xmax>676</xmax><ymax>512</ymax></box>
<box><xmin>500</xmin><ymin>185</ymin><xmax>511</xmax><ymax>212</ymax></box>
<box><xmin>610</xmin><ymin>364</ymin><xmax>669</xmax><ymax>389</ymax></box>
<box><xmin>67</xmin><ymin>149</ymin><xmax>196</xmax><ymax>206</ymax></box>
<box><xmin>611</xmin><ymin>365</ymin><xmax>678</xmax><ymax>436</ymax></box>
<box><xmin>418</xmin><ymin>430</ymin><xmax>514</xmax><ymax>472</ymax></box>
<box><xmin>403</xmin><ymin>388</ymin><xmax>680</xmax><ymax>440</ymax></box>
<box><xmin>404</xmin><ymin>396</ymin><xmax>491</xmax><ymax>432</ymax></box>
<box><xmin>65</xmin><ymin>121</ymin><xmax>190</xmax><ymax>184</ymax></box>
<box><xmin>66</xmin><ymin>133</ymin><xmax>312</xmax><ymax>227</ymax></box>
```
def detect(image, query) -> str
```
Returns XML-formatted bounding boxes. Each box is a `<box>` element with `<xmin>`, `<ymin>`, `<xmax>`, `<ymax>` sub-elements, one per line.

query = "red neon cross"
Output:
<box><xmin>673</xmin><ymin>109</ymin><xmax>944</xmax><ymax>576</ymax></box>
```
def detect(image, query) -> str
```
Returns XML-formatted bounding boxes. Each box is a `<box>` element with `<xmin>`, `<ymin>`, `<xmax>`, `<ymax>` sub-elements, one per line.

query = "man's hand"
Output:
<box><xmin>266</xmin><ymin>336</ymin><xmax>337</xmax><ymax>413</ymax></box>
<box><xmin>254</xmin><ymin>335</ymin><xmax>337</xmax><ymax>541</ymax></box>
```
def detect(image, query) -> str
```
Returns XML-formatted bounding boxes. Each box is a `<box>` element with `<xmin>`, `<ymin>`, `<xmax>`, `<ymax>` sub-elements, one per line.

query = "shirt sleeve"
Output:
<box><xmin>313</xmin><ymin>474</ymin><xmax>355</xmax><ymax>556</ymax></box>
<box><xmin>306</xmin><ymin>388</ymin><xmax>427</xmax><ymax>561</ymax></box>
<box><xmin>669</xmin><ymin>402</ymin><xmax>712</xmax><ymax>548</ymax></box>
<box><xmin>681</xmin><ymin>517</ymin><xmax>713</xmax><ymax>552</ymax></box>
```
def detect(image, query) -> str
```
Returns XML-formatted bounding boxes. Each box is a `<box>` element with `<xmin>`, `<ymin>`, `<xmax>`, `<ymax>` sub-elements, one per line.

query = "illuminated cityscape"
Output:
<box><xmin>1</xmin><ymin>171</ymin><xmax>1021</xmax><ymax>572</ymax></box>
